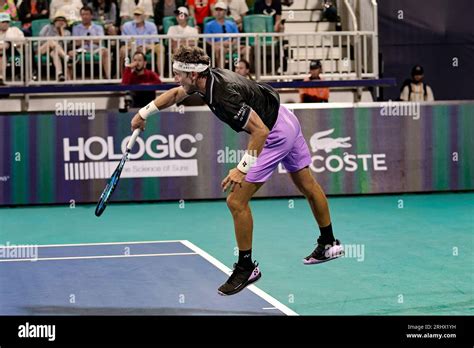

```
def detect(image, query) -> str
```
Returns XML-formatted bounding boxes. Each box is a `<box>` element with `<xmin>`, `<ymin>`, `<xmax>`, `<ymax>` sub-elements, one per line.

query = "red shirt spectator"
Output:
<box><xmin>122</xmin><ymin>51</ymin><xmax>161</xmax><ymax>107</ymax></box>
<box><xmin>189</xmin><ymin>0</ymin><xmax>216</xmax><ymax>29</ymax></box>
<box><xmin>299</xmin><ymin>60</ymin><xmax>329</xmax><ymax>103</ymax></box>
<box><xmin>122</xmin><ymin>66</ymin><xmax>161</xmax><ymax>85</ymax></box>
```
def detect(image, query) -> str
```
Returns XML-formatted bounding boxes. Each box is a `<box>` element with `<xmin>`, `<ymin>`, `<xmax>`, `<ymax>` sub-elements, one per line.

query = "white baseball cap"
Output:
<box><xmin>214</xmin><ymin>1</ymin><xmax>228</xmax><ymax>10</ymax></box>
<box><xmin>175</xmin><ymin>7</ymin><xmax>189</xmax><ymax>16</ymax></box>
<box><xmin>0</xmin><ymin>13</ymin><xmax>11</xmax><ymax>22</ymax></box>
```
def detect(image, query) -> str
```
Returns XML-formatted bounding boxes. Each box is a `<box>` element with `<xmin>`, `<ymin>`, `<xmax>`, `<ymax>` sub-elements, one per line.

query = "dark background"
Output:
<box><xmin>378</xmin><ymin>0</ymin><xmax>474</xmax><ymax>100</ymax></box>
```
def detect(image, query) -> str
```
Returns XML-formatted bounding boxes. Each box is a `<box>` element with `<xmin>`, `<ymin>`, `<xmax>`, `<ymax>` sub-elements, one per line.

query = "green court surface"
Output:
<box><xmin>1</xmin><ymin>192</ymin><xmax>472</xmax><ymax>315</ymax></box>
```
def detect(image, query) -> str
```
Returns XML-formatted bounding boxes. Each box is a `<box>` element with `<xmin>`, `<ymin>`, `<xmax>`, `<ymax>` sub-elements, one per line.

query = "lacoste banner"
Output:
<box><xmin>0</xmin><ymin>103</ymin><xmax>472</xmax><ymax>205</ymax></box>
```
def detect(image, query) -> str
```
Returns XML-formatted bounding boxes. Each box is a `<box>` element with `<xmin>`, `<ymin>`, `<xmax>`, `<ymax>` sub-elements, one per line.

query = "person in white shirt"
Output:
<box><xmin>400</xmin><ymin>64</ymin><xmax>435</xmax><ymax>102</ymax></box>
<box><xmin>49</xmin><ymin>0</ymin><xmax>84</xmax><ymax>23</ymax></box>
<box><xmin>38</xmin><ymin>11</ymin><xmax>71</xmax><ymax>81</ymax></box>
<box><xmin>215</xmin><ymin>0</ymin><xmax>248</xmax><ymax>30</ymax></box>
<box><xmin>120</xmin><ymin>0</ymin><xmax>154</xmax><ymax>22</ymax></box>
<box><xmin>0</xmin><ymin>13</ymin><xmax>25</xmax><ymax>84</ymax></box>
<box><xmin>166</xmin><ymin>7</ymin><xmax>198</xmax><ymax>53</ymax></box>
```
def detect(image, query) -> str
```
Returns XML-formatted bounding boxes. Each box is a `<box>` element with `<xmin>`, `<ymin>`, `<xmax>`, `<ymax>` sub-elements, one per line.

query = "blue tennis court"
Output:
<box><xmin>1</xmin><ymin>192</ymin><xmax>472</xmax><ymax>316</ymax></box>
<box><xmin>0</xmin><ymin>240</ymin><xmax>295</xmax><ymax>316</ymax></box>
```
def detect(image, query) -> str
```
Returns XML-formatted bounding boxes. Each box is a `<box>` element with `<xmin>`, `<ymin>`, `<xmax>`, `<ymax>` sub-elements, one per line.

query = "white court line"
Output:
<box><xmin>180</xmin><ymin>240</ymin><xmax>299</xmax><ymax>316</ymax></box>
<box><xmin>1</xmin><ymin>240</ymin><xmax>298</xmax><ymax>315</ymax></box>
<box><xmin>0</xmin><ymin>240</ymin><xmax>184</xmax><ymax>248</ymax></box>
<box><xmin>0</xmin><ymin>252</ymin><xmax>197</xmax><ymax>263</ymax></box>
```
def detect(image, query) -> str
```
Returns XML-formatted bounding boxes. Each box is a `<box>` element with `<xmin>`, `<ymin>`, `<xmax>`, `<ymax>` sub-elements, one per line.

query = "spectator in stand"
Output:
<box><xmin>154</xmin><ymin>0</ymin><xmax>185</xmax><ymax>33</ymax></box>
<box><xmin>0</xmin><ymin>0</ymin><xmax>17</xmax><ymax>20</ymax></box>
<box><xmin>166</xmin><ymin>7</ymin><xmax>198</xmax><ymax>53</ymax></box>
<box><xmin>38</xmin><ymin>11</ymin><xmax>71</xmax><ymax>81</ymax></box>
<box><xmin>399</xmin><ymin>64</ymin><xmax>434</xmax><ymax>102</ymax></box>
<box><xmin>49</xmin><ymin>0</ymin><xmax>84</xmax><ymax>23</ymax></box>
<box><xmin>322</xmin><ymin>0</ymin><xmax>338</xmax><ymax>22</ymax></box>
<box><xmin>188</xmin><ymin>0</ymin><xmax>216</xmax><ymax>32</ymax></box>
<box><xmin>216</xmin><ymin>0</ymin><xmax>248</xmax><ymax>31</ymax></box>
<box><xmin>0</xmin><ymin>13</ymin><xmax>24</xmax><ymax>85</ymax></box>
<box><xmin>120</xmin><ymin>0</ymin><xmax>153</xmax><ymax>23</ymax></box>
<box><xmin>299</xmin><ymin>60</ymin><xmax>329</xmax><ymax>103</ymax></box>
<box><xmin>235</xmin><ymin>58</ymin><xmax>253</xmax><ymax>80</ymax></box>
<box><xmin>88</xmin><ymin>0</ymin><xmax>119</xmax><ymax>35</ymax></box>
<box><xmin>18</xmin><ymin>0</ymin><xmax>49</xmax><ymax>36</ymax></box>
<box><xmin>120</xmin><ymin>7</ymin><xmax>160</xmax><ymax>74</ymax></box>
<box><xmin>204</xmin><ymin>1</ymin><xmax>239</xmax><ymax>68</ymax></box>
<box><xmin>69</xmin><ymin>6</ymin><xmax>110</xmax><ymax>79</ymax></box>
<box><xmin>253</xmin><ymin>0</ymin><xmax>284</xmax><ymax>32</ymax></box>
<box><xmin>122</xmin><ymin>51</ymin><xmax>161</xmax><ymax>107</ymax></box>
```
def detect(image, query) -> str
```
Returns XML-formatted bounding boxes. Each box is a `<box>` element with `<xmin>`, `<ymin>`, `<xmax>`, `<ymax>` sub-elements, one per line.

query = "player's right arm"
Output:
<box><xmin>130</xmin><ymin>87</ymin><xmax>187</xmax><ymax>131</ymax></box>
<box><xmin>149</xmin><ymin>86</ymin><xmax>187</xmax><ymax>110</ymax></box>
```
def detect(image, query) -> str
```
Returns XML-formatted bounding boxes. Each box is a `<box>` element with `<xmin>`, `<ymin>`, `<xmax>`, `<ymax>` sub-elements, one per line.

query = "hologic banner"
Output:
<box><xmin>0</xmin><ymin>103</ymin><xmax>473</xmax><ymax>205</ymax></box>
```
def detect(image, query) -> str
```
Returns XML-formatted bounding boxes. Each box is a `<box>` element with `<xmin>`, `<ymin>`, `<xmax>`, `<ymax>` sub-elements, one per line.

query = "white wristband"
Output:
<box><xmin>237</xmin><ymin>152</ymin><xmax>258</xmax><ymax>174</ymax></box>
<box><xmin>138</xmin><ymin>101</ymin><xmax>159</xmax><ymax>120</ymax></box>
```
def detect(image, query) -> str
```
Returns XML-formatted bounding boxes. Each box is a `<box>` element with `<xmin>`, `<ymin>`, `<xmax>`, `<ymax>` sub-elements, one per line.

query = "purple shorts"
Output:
<box><xmin>246</xmin><ymin>105</ymin><xmax>312</xmax><ymax>183</ymax></box>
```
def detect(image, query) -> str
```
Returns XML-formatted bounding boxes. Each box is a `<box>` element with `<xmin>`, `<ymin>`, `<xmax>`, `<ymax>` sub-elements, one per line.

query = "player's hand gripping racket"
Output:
<box><xmin>95</xmin><ymin>129</ymin><xmax>141</xmax><ymax>217</ymax></box>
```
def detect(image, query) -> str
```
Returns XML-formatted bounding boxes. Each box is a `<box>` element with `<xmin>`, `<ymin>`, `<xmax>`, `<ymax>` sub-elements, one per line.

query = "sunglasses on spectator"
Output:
<box><xmin>216</xmin><ymin>8</ymin><xmax>226</xmax><ymax>11</ymax></box>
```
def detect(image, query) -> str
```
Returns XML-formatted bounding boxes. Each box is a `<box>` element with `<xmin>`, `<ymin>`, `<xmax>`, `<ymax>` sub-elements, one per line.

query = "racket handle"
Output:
<box><xmin>127</xmin><ymin>129</ymin><xmax>141</xmax><ymax>151</ymax></box>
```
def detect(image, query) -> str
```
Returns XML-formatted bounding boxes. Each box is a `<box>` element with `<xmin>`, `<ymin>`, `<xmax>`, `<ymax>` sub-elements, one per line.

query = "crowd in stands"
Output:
<box><xmin>0</xmin><ymin>0</ymin><xmax>289</xmax><ymax>82</ymax></box>
<box><xmin>0</xmin><ymin>0</ymin><xmax>435</xmax><ymax>103</ymax></box>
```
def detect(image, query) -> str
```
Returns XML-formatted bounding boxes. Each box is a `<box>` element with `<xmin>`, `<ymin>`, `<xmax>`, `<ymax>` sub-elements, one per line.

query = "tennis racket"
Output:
<box><xmin>95</xmin><ymin>129</ymin><xmax>141</xmax><ymax>217</ymax></box>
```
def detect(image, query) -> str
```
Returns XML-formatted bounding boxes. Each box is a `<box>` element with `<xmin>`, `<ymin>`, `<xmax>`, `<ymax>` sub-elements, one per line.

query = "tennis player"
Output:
<box><xmin>131</xmin><ymin>46</ymin><xmax>344</xmax><ymax>296</ymax></box>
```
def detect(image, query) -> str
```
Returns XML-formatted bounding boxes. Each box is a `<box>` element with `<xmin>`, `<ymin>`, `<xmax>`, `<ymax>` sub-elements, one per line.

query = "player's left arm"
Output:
<box><xmin>221</xmin><ymin>110</ymin><xmax>269</xmax><ymax>192</ymax></box>
<box><xmin>243</xmin><ymin>110</ymin><xmax>270</xmax><ymax>157</ymax></box>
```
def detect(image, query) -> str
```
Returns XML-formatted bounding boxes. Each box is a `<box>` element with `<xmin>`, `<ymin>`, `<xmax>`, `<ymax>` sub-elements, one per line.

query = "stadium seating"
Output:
<box><xmin>31</xmin><ymin>19</ymin><xmax>51</xmax><ymax>37</ymax></box>
<box><xmin>10</xmin><ymin>21</ymin><xmax>22</xmax><ymax>29</ymax></box>
<box><xmin>242</xmin><ymin>15</ymin><xmax>273</xmax><ymax>46</ymax></box>
<box><xmin>162</xmin><ymin>16</ymin><xmax>196</xmax><ymax>35</ymax></box>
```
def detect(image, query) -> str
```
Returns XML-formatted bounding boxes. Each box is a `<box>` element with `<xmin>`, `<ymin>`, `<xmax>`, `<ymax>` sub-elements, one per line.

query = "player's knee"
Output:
<box><xmin>226</xmin><ymin>194</ymin><xmax>246</xmax><ymax>214</ymax></box>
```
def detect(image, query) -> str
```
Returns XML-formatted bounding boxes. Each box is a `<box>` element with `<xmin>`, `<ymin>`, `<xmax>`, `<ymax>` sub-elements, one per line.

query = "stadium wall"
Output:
<box><xmin>378</xmin><ymin>0</ymin><xmax>474</xmax><ymax>101</ymax></box>
<box><xmin>0</xmin><ymin>102</ymin><xmax>472</xmax><ymax>205</ymax></box>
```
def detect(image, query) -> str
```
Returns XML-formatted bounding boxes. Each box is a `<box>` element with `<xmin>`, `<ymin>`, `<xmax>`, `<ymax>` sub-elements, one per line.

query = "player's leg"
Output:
<box><xmin>218</xmin><ymin>109</ymin><xmax>297</xmax><ymax>295</ymax></box>
<box><xmin>226</xmin><ymin>181</ymin><xmax>263</xmax><ymax>251</ymax></box>
<box><xmin>289</xmin><ymin>167</ymin><xmax>331</xmax><ymax>227</ymax></box>
<box><xmin>218</xmin><ymin>181</ymin><xmax>263</xmax><ymax>296</ymax></box>
<box><xmin>289</xmin><ymin>167</ymin><xmax>343</xmax><ymax>264</ymax></box>
<box><xmin>279</xmin><ymin>106</ymin><xmax>344</xmax><ymax>264</ymax></box>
